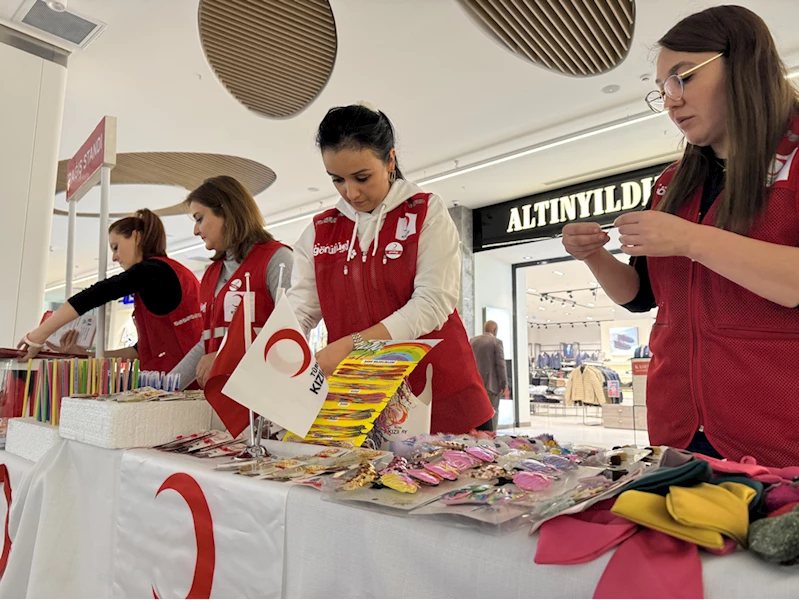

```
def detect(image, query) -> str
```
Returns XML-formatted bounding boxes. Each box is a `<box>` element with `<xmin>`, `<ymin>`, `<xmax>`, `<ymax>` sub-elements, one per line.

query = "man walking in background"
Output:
<box><xmin>470</xmin><ymin>320</ymin><xmax>508</xmax><ymax>431</ymax></box>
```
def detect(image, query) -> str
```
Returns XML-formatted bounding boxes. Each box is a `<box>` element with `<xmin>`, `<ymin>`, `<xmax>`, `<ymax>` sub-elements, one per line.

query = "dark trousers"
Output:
<box><xmin>476</xmin><ymin>391</ymin><xmax>501</xmax><ymax>431</ymax></box>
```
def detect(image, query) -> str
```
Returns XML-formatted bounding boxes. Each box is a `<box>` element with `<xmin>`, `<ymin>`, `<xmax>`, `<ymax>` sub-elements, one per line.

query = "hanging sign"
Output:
<box><xmin>66</xmin><ymin>116</ymin><xmax>117</xmax><ymax>202</ymax></box>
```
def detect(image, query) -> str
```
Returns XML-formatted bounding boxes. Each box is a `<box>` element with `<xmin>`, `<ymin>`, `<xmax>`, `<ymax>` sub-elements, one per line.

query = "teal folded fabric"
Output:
<box><xmin>622</xmin><ymin>459</ymin><xmax>712</xmax><ymax>496</ymax></box>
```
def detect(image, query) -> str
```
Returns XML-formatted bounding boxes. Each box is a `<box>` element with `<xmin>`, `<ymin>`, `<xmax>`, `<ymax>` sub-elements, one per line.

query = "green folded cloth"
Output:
<box><xmin>622</xmin><ymin>459</ymin><xmax>712</xmax><ymax>496</ymax></box>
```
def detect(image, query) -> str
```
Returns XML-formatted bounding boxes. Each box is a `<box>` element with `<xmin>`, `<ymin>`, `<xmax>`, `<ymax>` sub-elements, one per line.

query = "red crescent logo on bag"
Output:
<box><xmin>264</xmin><ymin>329</ymin><xmax>311</xmax><ymax>377</ymax></box>
<box><xmin>0</xmin><ymin>465</ymin><xmax>12</xmax><ymax>578</ymax></box>
<box><xmin>152</xmin><ymin>473</ymin><xmax>215</xmax><ymax>599</ymax></box>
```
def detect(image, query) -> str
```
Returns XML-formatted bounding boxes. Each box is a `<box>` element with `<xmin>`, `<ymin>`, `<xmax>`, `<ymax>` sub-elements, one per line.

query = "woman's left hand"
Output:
<box><xmin>615</xmin><ymin>211</ymin><xmax>699</xmax><ymax>258</ymax></box>
<box><xmin>315</xmin><ymin>336</ymin><xmax>354</xmax><ymax>377</ymax></box>
<box><xmin>17</xmin><ymin>332</ymin><xmax>46</xmax><ymax>361</ymax></box>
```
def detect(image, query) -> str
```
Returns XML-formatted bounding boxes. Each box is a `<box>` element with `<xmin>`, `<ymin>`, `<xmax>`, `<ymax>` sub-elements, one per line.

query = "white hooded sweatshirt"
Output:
<box><xmin>287</xmin><ymin>178</ymin><xmax>461</xmax><ymax>340</ymax></box>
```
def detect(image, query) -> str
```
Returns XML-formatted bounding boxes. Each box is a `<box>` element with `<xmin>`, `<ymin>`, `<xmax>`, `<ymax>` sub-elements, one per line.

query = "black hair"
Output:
<box><xmin>315</xmin><ymin>105</ymin><xmax>404</xmax><ymax>179</ymax></box>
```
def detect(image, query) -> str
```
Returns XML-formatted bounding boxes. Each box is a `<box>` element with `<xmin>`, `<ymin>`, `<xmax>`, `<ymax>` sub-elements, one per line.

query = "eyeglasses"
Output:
<box><xmin>645</xmin><ymin>53</ymin><xmax>724</xmax><ymax>113</ymax></box>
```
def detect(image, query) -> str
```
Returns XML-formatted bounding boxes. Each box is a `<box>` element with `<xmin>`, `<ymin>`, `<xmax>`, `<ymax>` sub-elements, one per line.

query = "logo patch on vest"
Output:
<box><xmin>229</xmin><ymin>278</ymin><xmax>242</xmax><ymax>292</ymax></box>
<box><xmin>313</xmin><ymin>241</ymin><xmax>349</xmax><ymax>257</ymax></box>
<box><xmin>385</xmin><ymin>242</ymin><xmax>403</xmax><ymax>260</ymax></box>
<box><xmin>224</xmin><ymin>291</ymin><xmax>255</xmax><ymax>322</ymax></box>
<box><xmin>395</xmin><ymin>213</ymin><xmax>417</xmax><ymax>241</ymax></box>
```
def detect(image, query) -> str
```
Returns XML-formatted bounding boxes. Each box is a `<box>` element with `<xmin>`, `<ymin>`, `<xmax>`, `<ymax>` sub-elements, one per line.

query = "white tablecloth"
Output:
<box><xmin>1</xmin><ymin>441</ymin><xmax>798</xmax><ymax>598</ymax></box>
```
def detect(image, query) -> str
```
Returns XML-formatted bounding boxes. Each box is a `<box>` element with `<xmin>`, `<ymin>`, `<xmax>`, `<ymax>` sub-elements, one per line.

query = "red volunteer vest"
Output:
<box><xmin>313</xmin><ymin>193</ymin><xmax>494</xmax><ymax>434</ymax></box>
<box><xmin>647</xmin><ymin>117</ymin><xmax>799</xmax><ymax>467</ymax></box>
<box><xmin>133</xmin><ymin>256</ymin><xmax>202</xmax><ymax>373</ymax></box>
<box><xmin>200</xmin><ymin>241</ymin><xmax>285</xmax><ymax>353</ymax></box>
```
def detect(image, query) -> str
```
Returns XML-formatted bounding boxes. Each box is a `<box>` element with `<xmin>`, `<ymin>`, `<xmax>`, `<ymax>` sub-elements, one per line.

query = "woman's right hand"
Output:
<box><xmin>196</xmin><ymin>352</ymin><xmax>218</xmax><ymax>388</ymax></box>
<box><xmin>562</xmin><ymin>223</ymin><xmax>611</xmax><ymax>261</ymax></box>
<box><xmin>48</xmin><ymin>330</ymin><xmax>91</xmax><ymax>356</ymax></box>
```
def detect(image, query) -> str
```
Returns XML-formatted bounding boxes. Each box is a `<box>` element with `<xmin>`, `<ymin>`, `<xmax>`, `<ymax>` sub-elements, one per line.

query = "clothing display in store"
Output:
<box><xmin>564</xmin><ymin>364</ymin><xmax>623</xmax><ymax>405</ymax></box>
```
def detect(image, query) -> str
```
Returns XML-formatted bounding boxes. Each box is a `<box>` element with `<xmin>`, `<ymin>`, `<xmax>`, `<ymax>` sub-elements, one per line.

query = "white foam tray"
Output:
<box><xmin>6</xmin><ymin>417</ymin><xmax>61</xmax><ymax>462</ymax></box>
<box><xmin>59</xmin><ymin>397</ymin><xmax>213</xmax><ymax>449</ymax></box>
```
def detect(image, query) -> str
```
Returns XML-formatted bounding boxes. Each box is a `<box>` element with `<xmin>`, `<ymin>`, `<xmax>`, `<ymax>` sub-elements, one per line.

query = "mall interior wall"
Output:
<box><xmin>0</xmin><ymin>26</ymin><xmax>67</xmax><ymax>347</ymax></box>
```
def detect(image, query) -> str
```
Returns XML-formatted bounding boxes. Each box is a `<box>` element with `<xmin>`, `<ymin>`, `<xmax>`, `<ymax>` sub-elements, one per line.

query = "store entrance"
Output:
<box><xmin>519</xmin><ymin>253</ymin><xmax>655</xmax><ymax>445</ymax></box>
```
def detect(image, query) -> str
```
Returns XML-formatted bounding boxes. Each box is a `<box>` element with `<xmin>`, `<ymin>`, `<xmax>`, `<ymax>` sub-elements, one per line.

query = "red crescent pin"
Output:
<box><xmin>264</xmin><ymin>329</ymin><xmax>312</xmax><ymax>377</ymax></box>
<box><xmin>152</xmin><ymin>473</ymin><xmax>215</xmax><ymax>599</ymax></box>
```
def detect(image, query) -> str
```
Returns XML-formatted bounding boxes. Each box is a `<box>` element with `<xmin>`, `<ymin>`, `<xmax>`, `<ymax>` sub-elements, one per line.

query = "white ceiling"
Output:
<box><xmin>32</xmin><ymin>0</ymin><xmax>799</xmax><ymax>296</ymax></box>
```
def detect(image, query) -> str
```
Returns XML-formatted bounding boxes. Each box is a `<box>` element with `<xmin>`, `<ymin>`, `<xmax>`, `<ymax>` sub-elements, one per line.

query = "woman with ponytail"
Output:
<box><xmin>19</xmin><ymin>209</ymin><xmax>203</xmax><ymax>373</ymax></box>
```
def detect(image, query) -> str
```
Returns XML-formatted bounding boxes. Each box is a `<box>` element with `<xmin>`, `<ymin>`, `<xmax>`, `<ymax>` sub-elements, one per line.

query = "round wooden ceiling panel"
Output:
<box><xmin>457</xmin><ymin>0</ymin><xmax>635</xmax><ymax>76</ymax></box>
<box><xmin>53</xmin><ymin>152</ymin><xmax>276</xmax><ymax>217</ymax></box>
<box><xmin>198</xmin><ymin>0</ymin><xmax>337</xmax><ymax>118</ymax></box>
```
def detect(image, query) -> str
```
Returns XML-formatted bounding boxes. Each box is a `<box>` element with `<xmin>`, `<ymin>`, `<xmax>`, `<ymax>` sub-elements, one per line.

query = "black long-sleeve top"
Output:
<box><xmin>69</xmin><ymin>259</ymin><xmax>183</xmax><ymax>316</ymax></box>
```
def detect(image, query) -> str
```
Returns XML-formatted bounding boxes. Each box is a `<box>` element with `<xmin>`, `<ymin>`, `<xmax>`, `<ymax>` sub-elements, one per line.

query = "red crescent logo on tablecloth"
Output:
<box><xmin>0</xmin><ymin>465</ymin><xmax>12</xmax><ymax>578</ymax></box>
<box><xmin>152</xmin><ymin>473</ymin><xmax>215</xmax><ymax>599</ymax></box>
<box><xmin>263</xmin><ymin>329</ymin><xmax>311</xmax><ymax>377</ymax></box>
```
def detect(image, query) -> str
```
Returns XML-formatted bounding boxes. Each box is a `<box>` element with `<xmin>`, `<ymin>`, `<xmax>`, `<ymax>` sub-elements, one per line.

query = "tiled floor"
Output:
<box><xmin>499</xmin><ymin>414</ymin><xmax>650</xmax><ymax>449</ymax></box>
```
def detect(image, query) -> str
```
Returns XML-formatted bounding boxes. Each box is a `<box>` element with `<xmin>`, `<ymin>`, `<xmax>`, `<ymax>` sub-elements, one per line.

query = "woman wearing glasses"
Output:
<box><xmin>562</xmin><ymin>5</ymin><xmax>799</xmax><ymax>467</ymax></box>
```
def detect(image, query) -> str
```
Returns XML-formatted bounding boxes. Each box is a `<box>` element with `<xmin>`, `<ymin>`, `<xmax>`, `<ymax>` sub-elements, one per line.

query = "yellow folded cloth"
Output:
<box><xmin>612</xmin><ymin>490</ymin><xmax>725</xmax><ymax>550</ymax></box>
<box><xmin>666</xmin><ymin>483</ymin><xmax>751</xmax><ymax>547</ymax></box>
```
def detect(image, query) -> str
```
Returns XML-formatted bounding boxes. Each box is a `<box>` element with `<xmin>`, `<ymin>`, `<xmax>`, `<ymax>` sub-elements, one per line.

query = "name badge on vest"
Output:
<box><xmin>385</xmin><ymin>241</ymin><xmax>403</xmax><ymax>260</ymax></box>
<box><xmin>224</xmin><ymin>291</ymin><xmax>255</xmax><ymax>322</ymax></box>
<box><xmin>395</xmin><ymin>213</ymin><xmax>417</xmax><ymax>241</ymax></box>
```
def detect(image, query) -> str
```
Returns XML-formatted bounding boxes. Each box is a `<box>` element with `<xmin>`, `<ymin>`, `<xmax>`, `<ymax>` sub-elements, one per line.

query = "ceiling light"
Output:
<box><xmin>587</xmin><ymin>303</ymin><xmax>595</xmax><ymax>307</ymax></box>
<box><xmin>601</xmin><ymin>84</ymin><xmax>621</xmax><ymax>94</ymax></box>
<box><xmin>587</xmin><ymin>316</ymin><xmax>594</xmax><ymax>320</ymax></box>
<box><xmin>527</xmin><ymin>288</ymin><xmax>536</xmax><ymax>293</ymax></box>
<box><xmin>561</xmin><ymin>302</ymin><xmax>566</xmax><ymax>307</ymax></box>
<box><xmin>539</xmin><ymin>307</ymin><xmax>546</xmax><ymax>311</ymax></box>
<box><xmin>564</xmin><ymin>312</ymin><xmax>570</xmax><ymax>315</ymax></box>
<box><xmin>553</xmin><ymin>270</ymin><xmax>564</xmax><ymax>276</ymax></box>
<box><xmin>416</xmin><ymin>110</ymin><xmax>666</xmax><ymax>186</ymax></box>
<box><xmin>46</xmin><ymin>0</ymin><xmax>67</xmax><ymax>11</ymax></box>
<box><xmin>589</xmin><ymin>281</ymin><xmax>599</xmax><ymax>287</ymax></box>
<box><xmin>523</xmin><ymin>256</ymin><xmax>533</xmax><ymax>260</ymax></box>
<box><xmin>547</xmin><ymin>319</ymin><xmax>551</xmax><ymax>323</ymax></box>
<box><xmin>611</xmin><ymin>309</ymin><xmax>616</xmax><ymax>312</ymax></box>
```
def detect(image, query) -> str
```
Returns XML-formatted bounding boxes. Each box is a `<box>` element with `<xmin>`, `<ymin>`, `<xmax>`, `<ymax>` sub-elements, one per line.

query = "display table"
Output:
<box><xmin>1</xmin><ymin>441</ymin><xmax>798</xmax><ymax>599</ymax></box>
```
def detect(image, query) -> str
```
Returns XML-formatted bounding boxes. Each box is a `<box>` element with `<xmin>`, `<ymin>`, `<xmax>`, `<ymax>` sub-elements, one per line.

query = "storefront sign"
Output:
<box><xmin>473</xmin><ymin>163</ymin><xmax>671</xmax><ymax>251</ymax></box>
<box><xmin>66</xmin><ymin>116</ymin><xmax>117</xmax><ymax>202</ymax></box>
<box><xmin>632</xmin><ymin>359</ymin><xmax>650</xmax><ymax>376</ymax></box>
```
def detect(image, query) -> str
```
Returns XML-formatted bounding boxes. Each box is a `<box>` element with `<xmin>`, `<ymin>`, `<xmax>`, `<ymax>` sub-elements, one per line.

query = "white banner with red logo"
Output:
<box><xmin>112</xmin><ymin>448</ymin><xmax>291</xmax><ymax>599</ymax></box>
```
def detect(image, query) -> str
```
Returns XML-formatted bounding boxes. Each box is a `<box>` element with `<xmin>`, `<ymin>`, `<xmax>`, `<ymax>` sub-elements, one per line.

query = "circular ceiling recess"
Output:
<box><xmin>457</xmin><ymin>0</ymin><xmax>635</xmax><ymax>76</ymax></box>
<box><xmin>198</xmin><ymin>0</ymin><xmax>338</xmax><ymax>118</ymax></box>
<box><xmin>53</xmin><ymin>152</ymin><xmax>276</xmax><ymax>217</ymax></box>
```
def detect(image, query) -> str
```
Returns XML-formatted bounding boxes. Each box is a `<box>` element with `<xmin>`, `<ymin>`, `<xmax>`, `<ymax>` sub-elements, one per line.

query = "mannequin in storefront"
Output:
<box><xmin>287</xmin><ymin>103</ymin><xmax>494</xmax><ymax>434</ymax></box>
<box><xmin>18</xmin><ymin>209</ymin><xmax>203</xmax><ymax>374</ymax></box>
<box><xmin>171</xmin><ymin>176</ymin><xmax>292</xmax><ymax>389</ymax></box>
<box><xmin>561</xmin><ymin>5</ymin><xmax>799</xmax><ymax>468</ymax></box>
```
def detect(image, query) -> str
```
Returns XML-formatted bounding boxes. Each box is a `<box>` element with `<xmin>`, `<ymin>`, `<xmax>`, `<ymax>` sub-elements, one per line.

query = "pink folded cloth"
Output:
<box><xmin>768</xmin><ymin>501</ymin><xmax>799</xmax><ymax>519</ymax></box>
<box><xmin>535</xmin><ymin>500</ymin><xmax>638</xmax><ymax>565</ymax></box>
<box><xmin>695</xmin><ymin>454</ymin><xmax>783</xmax><ymax>484</ymax></box>
<box><xmin>594</xmin><ymin>528</ymin><xmax>704</xmax><ymax>599</ymax></box>
<box><xmin>765</xmin><ymin>484</ymin><xmax>799</xmax><ymax>513</ymax></box>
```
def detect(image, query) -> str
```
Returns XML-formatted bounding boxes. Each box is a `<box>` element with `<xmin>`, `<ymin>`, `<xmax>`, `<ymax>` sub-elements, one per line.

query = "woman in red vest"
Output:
<box><xmin>562</xmin><ymin>6</ymin><xmax>799</xmax><ymax>467</ymax></box>
<box><xmin>287</xmin><ymin>104</ymin><xmax>494</xmax><ymax>434</ymax></box>
<box><xmin>19</xmin><ymin>209</ymin><xmax>202</xmax><ymax>373</ymax></box>
<box><xmin>173</xmin><ymin>176</ymin><xmax>292</xmax><ymax>389</ymax></box>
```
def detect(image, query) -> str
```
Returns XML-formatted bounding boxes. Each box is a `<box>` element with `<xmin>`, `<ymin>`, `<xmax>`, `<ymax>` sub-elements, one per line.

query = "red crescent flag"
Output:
<box><xmin>204</xmin><ymin>303</ymin><xmax>251</xmax><ymax>437</ymax></box>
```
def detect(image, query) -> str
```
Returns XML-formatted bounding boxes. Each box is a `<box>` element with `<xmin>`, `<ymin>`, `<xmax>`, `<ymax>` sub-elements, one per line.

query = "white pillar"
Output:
<box><xmin>65</xmin><ymin>199</ymin><xmax>77</xmax><ymax>298</ymax></box>
<box><xmin>0</xmin><ymin>27</ymin><xmax>67</xmax><ymax>347</ymax></box>
<box><xmin>94</xmin><ymin>166</ymin><xmax>111</xmax><ymax>358</ymax></box>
